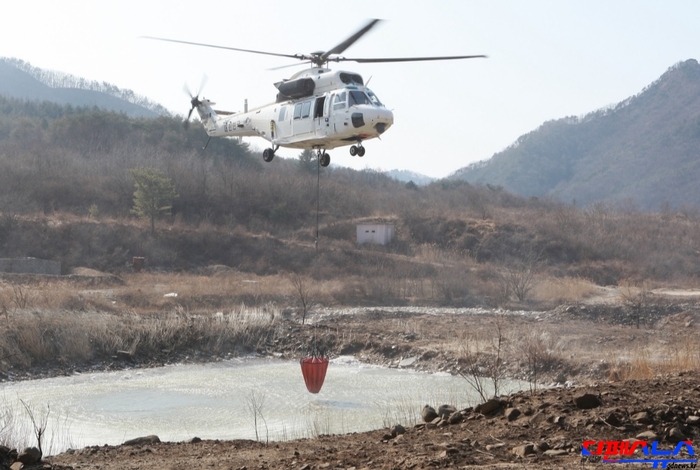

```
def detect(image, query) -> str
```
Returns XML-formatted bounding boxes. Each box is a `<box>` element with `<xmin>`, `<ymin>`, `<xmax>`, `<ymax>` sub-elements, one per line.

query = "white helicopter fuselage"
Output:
<box><xmin>195</xmin><ymin>68</ymin><xmax>394</xmax><ymax>152</ymax></box>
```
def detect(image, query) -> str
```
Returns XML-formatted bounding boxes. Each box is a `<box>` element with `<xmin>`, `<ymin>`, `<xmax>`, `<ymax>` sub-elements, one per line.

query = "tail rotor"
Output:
<box><xmin>182</xmin><ymin>75</ymin><xmax>208</xmax><ymax>130</ymax></box>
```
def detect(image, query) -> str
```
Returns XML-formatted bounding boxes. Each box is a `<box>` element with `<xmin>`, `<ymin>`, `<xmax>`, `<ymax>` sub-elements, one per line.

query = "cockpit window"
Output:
<box><xmin>366</xmin><ymin>89</ymin><xmax>383</xmax><ymax>107</ymax></box>
<box><xmin>333</xmin><ymin>91</ymin><xmax>346</xmax><ymax>110</ymax></box>
<box><xmin>339</xmin><ymin>72</ymin><xmax>364</xmax><ymax>86</ymax></box>
<box><xmin>349</xmin><ymin>90</ymin><xmax>370</xmax><ymax>107</ymax></box>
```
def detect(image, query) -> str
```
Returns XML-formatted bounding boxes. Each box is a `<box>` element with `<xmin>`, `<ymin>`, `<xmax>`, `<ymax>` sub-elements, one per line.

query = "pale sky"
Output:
<box><xmin>1</xmin><ymin>1</ymin><xmax>699</xmax><ymax>178</ymax></box>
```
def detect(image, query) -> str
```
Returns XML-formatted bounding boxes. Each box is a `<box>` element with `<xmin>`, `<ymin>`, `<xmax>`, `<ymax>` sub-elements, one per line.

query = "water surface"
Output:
<box><xmin>1</xmin><ymin>356</ymin><xmax>516</xmax><ymax>452</ymax></box>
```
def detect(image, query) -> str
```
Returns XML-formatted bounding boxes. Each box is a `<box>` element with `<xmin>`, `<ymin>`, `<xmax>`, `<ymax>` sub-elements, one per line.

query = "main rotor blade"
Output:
<box><xmin>267</xmin><ymin>60</ymin><xmax>314</xmax><ymax>71</ymax></box>
<box><xmin>142</xmin><ymin>36</ymin><xmax>301</xmax><ymax>61</ymax></box>
<box><xmin>338</xmin><ymin>54</ymin><xmax>488</xmax><ymax>64</ymax></box>
<box><xmin>321</xmin><ymin>19</ymin><xmax>382</xmax><ymax>62</ymax></box>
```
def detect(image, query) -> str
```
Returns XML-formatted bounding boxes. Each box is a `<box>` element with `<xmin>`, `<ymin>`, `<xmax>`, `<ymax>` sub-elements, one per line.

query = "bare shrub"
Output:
<box><xmin>455</xmin><ymin>315</ymin><xmax>509</xmax><ymax>402</ymax></box>
<box><xmin>518</xmin><ymin>328</ymin><xmax>563</xmax><ymax>393</ymax></box>
<box><xmin>619</xmin><ymin>279</ymin><xmax>652</xmax><ymax>329</ymax></box>
<box><xmin>433</xmin><ymin>266</ymin><xmax>473</xmax><ymax>306</ymax></box>
<box><xmin>10</xmin><ymin>284</ymin><xmax>35</xmax><ymax>310</ymax></box>
<box><xmin>496</xmin><ymin>250</ymin><xmax>542</xmax><ymax>304</ymax></box>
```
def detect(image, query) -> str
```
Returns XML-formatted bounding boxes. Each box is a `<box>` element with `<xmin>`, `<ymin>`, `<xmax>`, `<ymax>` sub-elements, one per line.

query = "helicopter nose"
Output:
<box><xmin>374</xmin><ymin>108</ymin><xmax>394</xmax><ymax>134</ymax></box>
<box><xmin>352</xmin><ymin>107</ymin><xmax>393</xmax><ymax>134</ymax></box>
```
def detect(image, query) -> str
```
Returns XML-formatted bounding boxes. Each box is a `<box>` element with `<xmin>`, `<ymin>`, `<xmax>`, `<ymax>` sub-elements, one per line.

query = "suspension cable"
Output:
<box><xmin>316</xmin><ymin>151</ymin><xmax>320</xmax><ymax>255</ymax></box>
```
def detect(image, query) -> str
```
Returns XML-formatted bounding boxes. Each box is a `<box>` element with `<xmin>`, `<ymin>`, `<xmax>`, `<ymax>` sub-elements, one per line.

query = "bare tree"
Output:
<box><xmin>245</xmin><ymin>390</ymin><xmax>268</xmax><ymax>444</ymax></box>
<box><xmin>20</xmin><ymin>400</ymin><xmax>49</xmax><ymax>457</ymax></box>
<box><xmin>290</xmin><ymin>273</ymin><xmax>314</xmax><ymax>325</ymax></box>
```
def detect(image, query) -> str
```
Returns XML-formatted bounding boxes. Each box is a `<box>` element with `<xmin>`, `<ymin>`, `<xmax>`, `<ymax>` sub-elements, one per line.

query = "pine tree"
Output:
<box><xmin>297</xmin><ymin>149</ymin><xmax>318</xmax><ymax>173</ymax></box>
<box><xmin>130</xmin><ymin>167</ymin><xmax>178</xmax><ymax>235</ymax></box>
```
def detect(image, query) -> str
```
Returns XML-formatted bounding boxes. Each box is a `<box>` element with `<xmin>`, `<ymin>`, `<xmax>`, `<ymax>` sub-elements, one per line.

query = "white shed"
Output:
<box><xmin>356</xmin><ymin>224</ymin><xmax>395</xmax><ymax>245</ymax></box>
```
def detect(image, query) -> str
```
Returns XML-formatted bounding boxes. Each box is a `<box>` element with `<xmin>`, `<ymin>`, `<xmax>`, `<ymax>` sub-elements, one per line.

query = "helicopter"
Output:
<box><xmin>144</xmin><ymin>19</ymin><xmax>485</xmax><ymax>167</ymax></box>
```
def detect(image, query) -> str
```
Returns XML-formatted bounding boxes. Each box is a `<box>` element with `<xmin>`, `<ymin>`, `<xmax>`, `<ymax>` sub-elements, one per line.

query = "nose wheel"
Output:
<box><xmin>317</xmin><ymin>149</ymin><xmax>330</xmax><ymax>167</ymax></box>
<box><xmin>262</xmin><ymin>145</ymin><xmax>280</xmax><ymax>163</ymax></box>
<box><xmin>349</xmin><ymin>144</ymin><xmax>365</xmax><ymax>157</ymax></box>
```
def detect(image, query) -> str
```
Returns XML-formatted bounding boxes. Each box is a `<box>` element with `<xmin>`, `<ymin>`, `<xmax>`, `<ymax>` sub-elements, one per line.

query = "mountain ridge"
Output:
<box><xmin>451</xmin><ymin>59</ymin><xmax>700</xmax><ymax>209</ymax></box>
<box><xmin>385</xmin><ymin>169</ymin><xmax>435</xmax><ymax>185</ymax></box>
<box><xmin>0</xmin><ymin>57</ymin><xmax>168</xmax><ymax>118</ymax></box>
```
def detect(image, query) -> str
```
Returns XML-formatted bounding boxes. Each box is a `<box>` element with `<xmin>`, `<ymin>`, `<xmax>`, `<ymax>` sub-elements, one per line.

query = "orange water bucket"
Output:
<box><xmin>300</xmin><ymin>357</ymin><xmax>329</xmax><ymax>394</ymax></box>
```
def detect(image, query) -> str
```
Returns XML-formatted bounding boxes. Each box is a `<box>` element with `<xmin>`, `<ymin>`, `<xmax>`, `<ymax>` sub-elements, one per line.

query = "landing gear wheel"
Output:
<box><xmin>320</xmin><ymin>152</ymin><xmax>330</xmax><ymax>167</ymax></box>
<box><xmin>357</xmin><ymin>146</ymin><xmax>366</xmax><ymax>157</ymax></box>
<box><xmin>349</xmin><ymin>145</ymin><xmax>358</xmax><ymax>156</ymax></box>
<box><xmin>262</xmin><ymin>148</ymin><xmax>275</xmax><ymax>162</ymax></box>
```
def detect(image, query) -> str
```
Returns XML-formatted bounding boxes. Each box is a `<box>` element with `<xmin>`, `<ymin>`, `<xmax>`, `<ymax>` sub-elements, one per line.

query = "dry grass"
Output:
<box><xmin>531</xmin><ymin>276</ymin><xmax>599</xmax><ymax>304</ymax></box>
<box><xmin>1</xmin><ymin>272</ymin><xmax>316</xmax><ymax>315</ymax></box>
<box><xmin>0</xmin><ymin>304</ymin><xmax>281</xmax><ymax>371</ymax></box>
<box><xmin>119</xmin><ymin>271</ymin><xmax>292</xmax><ymax>311</ymax></box>
<box><xmin>606</xmin><ymin>336</ymin><xmax>700</xmax><ymax>381</ymax></box>
<box><xmin>2</xmin><ymin>269</ymin><xmax>698</xmax><ymax>388</ymax></box>
<box><xmin>115</xmin><ymin>272</ymin><xmax>377</xmax><ymax>313</ymax></box>
<box><xmin>414</xmin><ymin>244</ymin><xmax>471</xmax><ymax>265</ymax></box>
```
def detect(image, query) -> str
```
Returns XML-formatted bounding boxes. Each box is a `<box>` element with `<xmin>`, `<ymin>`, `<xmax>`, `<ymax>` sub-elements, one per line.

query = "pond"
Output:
<box><xmin>1</xmin><ymin>356</ymin><xmax>520</xmax><ymax>453</ymax></box>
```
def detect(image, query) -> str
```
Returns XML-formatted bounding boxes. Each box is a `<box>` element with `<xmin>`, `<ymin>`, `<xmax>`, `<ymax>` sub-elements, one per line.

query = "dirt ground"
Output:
<box><xmin>2</xmin><ymin>287</ymin><xmax>698</xmax><ymax>470</ymax></box>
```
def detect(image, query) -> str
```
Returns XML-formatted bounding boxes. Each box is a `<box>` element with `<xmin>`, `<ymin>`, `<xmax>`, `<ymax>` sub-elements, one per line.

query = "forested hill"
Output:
<box><xmin>3</xmin><ymin>92</ymin><xmax>700</xmax><ymax>286</ymax></box>
<box><xmin>0</xmin><ymin>94</ymin><xmax>259</xmax><ymax>218</ymax></box>
<box><xmin>451</xmin><ymin>59</ymin><xmax>700</xmax><ymax>210</ymax></box>
<box><xmin>0</xmin><ymin>58</ymin><xmax>168</xmax><ymax>118</ymax></box>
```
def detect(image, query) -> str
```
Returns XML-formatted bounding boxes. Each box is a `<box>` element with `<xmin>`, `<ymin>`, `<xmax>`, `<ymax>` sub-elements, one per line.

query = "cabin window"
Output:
<box><xmin>333</xmin><ymin>92</ymin><xmax>346</xmax><ymax>110</ymax></box>
<box><xmin>301</xmin><ymin>101</ymin><xmax>312</xmax><ymax>118</ymax></box>
<box><xmin>279</xmin><ymin>106</ymin><xmax>286</xmax><ymax>121</ymax></box>
<box><xmin>293</xmin><ymin>103</ymin><xmax>302</xmax><ymax>119</ymax></box>
<box><xmin>349</xmin><ymin>91</ymin><xmax>370</xmax><ymax>107</ymax></box>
